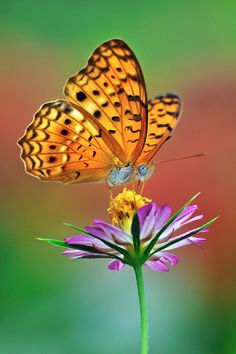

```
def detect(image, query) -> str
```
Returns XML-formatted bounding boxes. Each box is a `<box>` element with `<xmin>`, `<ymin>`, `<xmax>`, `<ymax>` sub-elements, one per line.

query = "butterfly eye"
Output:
<box><xmin>137</xmin><ymin>164</ymin><xmax>148</xmax><ymax>176</ymax></box>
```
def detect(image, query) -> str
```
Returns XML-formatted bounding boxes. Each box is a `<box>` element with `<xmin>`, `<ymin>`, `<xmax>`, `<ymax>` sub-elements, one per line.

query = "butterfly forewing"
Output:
<box><xmin>135</xmin><ymin>94</ymin><xmax>182</xmax><ymax>165</ymax></box>
<box><xmin>18</xmin><ymin>100</ymin><xmax>115</xmax><ymax>183</ymax></box>
<box><xmin>64</xmin><ymin>39</ymin><xmax>147</xmax><ymax>164</ymax></box>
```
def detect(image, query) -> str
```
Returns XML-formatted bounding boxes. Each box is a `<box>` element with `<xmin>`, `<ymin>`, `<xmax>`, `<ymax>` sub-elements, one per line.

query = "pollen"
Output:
<box><xmin>108</xmin><ymin>188</ymin><xmax>151</xmax><ymax>232</ymax></box>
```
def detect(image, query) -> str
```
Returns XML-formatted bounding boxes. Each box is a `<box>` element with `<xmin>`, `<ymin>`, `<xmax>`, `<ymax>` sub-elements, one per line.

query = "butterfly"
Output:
<box><xmin>18</xmin><ymin>39</ymin><xmax>182</xmax><ymax>187</ymax></box>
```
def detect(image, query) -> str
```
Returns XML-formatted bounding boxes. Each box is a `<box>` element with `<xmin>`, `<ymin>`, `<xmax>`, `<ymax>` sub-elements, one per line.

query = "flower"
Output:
<box><xmin>56</xmin><ymin>190</ymin><xmax>217</xmax><ymax>273</ymax></box>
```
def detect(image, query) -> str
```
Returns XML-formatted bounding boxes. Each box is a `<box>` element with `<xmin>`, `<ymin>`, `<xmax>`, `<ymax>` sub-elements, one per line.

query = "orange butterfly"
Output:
<box><xmin>18</xmin><ymin>39</ymin><xmax>182</xmax><ymax>187</ymax></box>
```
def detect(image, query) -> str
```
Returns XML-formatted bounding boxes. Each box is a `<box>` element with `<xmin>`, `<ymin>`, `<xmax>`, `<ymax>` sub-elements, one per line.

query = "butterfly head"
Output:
<box><xmin>136</xmin><ymin>163</ymin><xmax>156</xmax><ymax>181</ymax></box>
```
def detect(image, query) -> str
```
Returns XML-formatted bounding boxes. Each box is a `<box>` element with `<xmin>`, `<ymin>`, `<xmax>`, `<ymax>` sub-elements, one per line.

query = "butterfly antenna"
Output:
<box><xmin>158</xmin><ymin>152</ymin><xmax>207</xmax><ymax>164</ymax></box>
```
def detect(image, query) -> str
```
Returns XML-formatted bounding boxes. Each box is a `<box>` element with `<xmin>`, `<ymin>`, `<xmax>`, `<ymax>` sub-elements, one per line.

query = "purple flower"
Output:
<box><xmin>62</xmin><ymin>195</ymin><xmax>214</xmax><ymax>273</ymax></box>
<box><xmin>36</xmin><ymin>191</ymin><xmax>218</xmax><ymax>354</ymax></box>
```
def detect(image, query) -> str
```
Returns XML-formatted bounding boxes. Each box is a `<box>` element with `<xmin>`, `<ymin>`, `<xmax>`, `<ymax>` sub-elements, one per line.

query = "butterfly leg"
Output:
<box><xmin>137</xmin><ymin>179</ymin><xmax>141</xmax><ymax>192</ymax></box>
<box><xmin>109</xmin><ymin>187</ymin><xmax>114</xmax><ymax>203</ymax></box>
<box><xmin>140</xmin><ymin>181</ymin><xmax>145</xmax><ymax>195</ymax></box>
<box><xmin>105</xmin><ymin>178</ymin><xmax>114</xmax><ymax>203</ymax></box>
<box><xmin>131</xmin><ymin>176</ymin><xmax>138</xmax><ymax>209</ymax></box>
<box><xmin>105</xmin><ymin>179</ymin><xmax>115</xmax><ymax>225</ymax></box>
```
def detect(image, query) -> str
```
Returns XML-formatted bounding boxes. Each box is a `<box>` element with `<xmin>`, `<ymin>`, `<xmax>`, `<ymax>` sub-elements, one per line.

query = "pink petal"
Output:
<box><xmin>139</xmin><ymin>203</ymin><xmax>159</xmax><ymax>240</ymax></box>
<box><xmin>65</xmin><ymin>235</ymin><xmax>95</xmax><ymax>245</ymax></box>
<box><xmin>158</xmin><ymin>213</ymin><xmax>206</xmax><ymax>242</ymax></box>
<box><xmin>145</xmin><ymin>260</ymin><xmax>170</xmax><ymax>272</ymax></box>
<box><xmin>146</xmin><ymin>250</ymin><xmax>180</xmax><ymax>271</ymax></box>
<box><xmin>183</xmin><ymin>215</ymin><xmax>203</xmax><ymax>224</ymax></box>
<box><xmin>158</xmin><ymin>227</ymin><xmax>175</xmax><ymax>242</ymax></box>
<box><xmin>86</xmin><ymin>225</ymin><xmax>111</xmax><ymax>241</ymax></box>
<box><xmin>150</xmin><ymin>251</ymin><xmax>179</xmax><ymax>265</ymax></box>
<box><xmin>166</xmin><ymin>226</ymin><xmax>208</xmax><ymax>244</ymax></box>
<box><xmin>175</xmin><ymin>205</ymin><xmax>198</xmax><ymax>222</ymax></box>
<box><xmin>137</xmin><ymin>203</ymin><xmax>156</xmax><ymax>228</ymax></box>
<box><xmin>89</xmin><ymin>220</ymin><xmax>131</xmax><ymax>245</ymax></box>
<box><xmin>158</xmin><ymin>251</ymin><xmax>179</xmax><ymax>266</ymax></box>
<box><xmin>153</xmin><ymin>205</ymin><xmax>172</xmax><ymax>233</ymax></box>
<box><xmin>62</xmin><ymin>249</ymin><xmax>103</xmax><ymax>259</ymax></box>
<box><xmin>65</xmin><ymin>233</ymin><xmax>112</xmax><ymax>252</ymax></box>
<box><xmin>62</xmin><ymin>249</ymin><xmax>80</xmax><ymax>254</ymax></box>
<box><xmin>107</xmin><ymin>259</ymin><xmax>125</xmax><ymax>271</ymax></box>
<box><xmin>165</xmin><ymin>236</ymin><xmax>207</xmax><ymax>250</ymax></box>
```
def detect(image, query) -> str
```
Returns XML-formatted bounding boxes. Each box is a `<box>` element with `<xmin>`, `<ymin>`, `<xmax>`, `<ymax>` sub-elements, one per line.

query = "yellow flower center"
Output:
<box><xmin>107</xmin><ymin>188</ymin><xmax>152</xmax><ymax>233</ymax></box>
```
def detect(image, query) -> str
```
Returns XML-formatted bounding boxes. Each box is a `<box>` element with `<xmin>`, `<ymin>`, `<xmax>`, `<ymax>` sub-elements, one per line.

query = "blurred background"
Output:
<box><xmin>1</xmin><ymin>0</ymin><xmax>236</xmax><ymax>353</ymax></box>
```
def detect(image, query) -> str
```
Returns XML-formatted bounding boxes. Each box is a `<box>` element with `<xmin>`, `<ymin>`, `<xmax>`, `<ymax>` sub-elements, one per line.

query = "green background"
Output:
<box><xmin>1</xmin><ymin>1</ymin><xmax>235</xmax><ymax>353</ymax></box>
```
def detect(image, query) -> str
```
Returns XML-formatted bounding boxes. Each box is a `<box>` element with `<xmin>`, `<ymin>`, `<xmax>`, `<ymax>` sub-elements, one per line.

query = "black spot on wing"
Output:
<box><xmin>112</xmin><ymin>116</ymin><xmax>120</xmax><ymax>122</ymax></box>
<box><xmin>134</xmin><ymin>114</ymin><xmax>141</xmax><ymax>121</ymax></box>
<box><xmin>76</xmin><ymin>92</ymin><xmax>87</xmax><ymax>101</ymax></box>
<box><xmin>117</xmin><ymin>88</ymin><xmax>124</xmax><ymax>95</ymax></box>
<box><xmin>61</xmin><ymin>129</ymin><xmax>68</xmax><ymax>136</ymax></box>
<box><xmin>125</xmin><ymin>126</ymin><xmax>141</xmax><ymax>133</ymax></box>
<box><xmin>128</xmin><ymin>138</ymin><xmax>139</xmax><ymax>143</ymax></box>
<box><xmin>94</xmin><ymin>110</ymin><xmax>101</xmax><ymax>118</ymax></box>
<box><xmin>64</xmin><ymin>105</ymin><xmax>74</xmax><ymax>114</ymax></box>
<box><xmin>158</xmin><ymin>123</ymin><xmax>170</xmax><ymax>128</ymax></box>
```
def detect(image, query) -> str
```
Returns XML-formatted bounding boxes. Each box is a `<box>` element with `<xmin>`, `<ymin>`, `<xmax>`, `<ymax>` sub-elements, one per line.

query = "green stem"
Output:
<box><xmin>134</xmin><ymin>265</ymin><xmax>149</xmax><ymax>354</ymax></box>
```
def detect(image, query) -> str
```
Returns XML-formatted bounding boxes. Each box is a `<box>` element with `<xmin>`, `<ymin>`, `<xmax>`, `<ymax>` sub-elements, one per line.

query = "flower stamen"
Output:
<box><xmin>107</xmin><ymin>188</ymin><xmax>152</xmax><ymax>232</ymax></box>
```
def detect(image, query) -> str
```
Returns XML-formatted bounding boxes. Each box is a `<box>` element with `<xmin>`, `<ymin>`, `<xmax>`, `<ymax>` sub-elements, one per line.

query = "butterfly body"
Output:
<box><xmin>107</xmin><ymin>165</ymin><xmax>134</xmax><ymax>187</ymax></box>
<box><xmin>18</xmin><ymin>39</ymin><xmax>182</xmax><ymax>186</ymax></box>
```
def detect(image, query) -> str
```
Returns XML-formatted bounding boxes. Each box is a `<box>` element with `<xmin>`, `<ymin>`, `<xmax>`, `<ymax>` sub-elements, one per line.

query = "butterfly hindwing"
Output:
<box><xmin>135</xmin><ymin>93</ymin><xmax>182</xmax><ymax>165</ymax></box>
<box><xmin>64</xmin><ymin>39</ymin><xmax>148</xmax><ymax>164</ymax></box>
